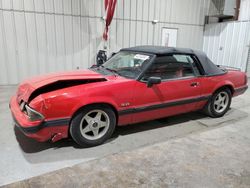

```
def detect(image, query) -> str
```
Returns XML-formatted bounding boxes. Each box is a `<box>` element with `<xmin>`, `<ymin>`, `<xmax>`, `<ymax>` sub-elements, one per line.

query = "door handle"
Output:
<box><xmin>190</xmin><ymin>82</ymin><xmax>199</xmax><ymax>87</ymax></box>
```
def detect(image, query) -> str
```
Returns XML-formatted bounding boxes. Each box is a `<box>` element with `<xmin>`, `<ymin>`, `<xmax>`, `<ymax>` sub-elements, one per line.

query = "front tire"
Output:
<box><xmin>70</xmin><ymin>105</ymin><xmax>116</xmax><ymax>147</ymax></box>
<box><xmin>204</xmin><ymin>88</ymin><xmax>232</xmax><ymax>118</ymax></box>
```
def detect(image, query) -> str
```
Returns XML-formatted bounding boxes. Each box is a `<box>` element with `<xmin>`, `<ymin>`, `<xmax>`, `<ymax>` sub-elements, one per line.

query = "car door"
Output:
<box><xmin>131</xmin><ymin>54</ymin><xmax>203</xmax><ymax>124</ymax></box>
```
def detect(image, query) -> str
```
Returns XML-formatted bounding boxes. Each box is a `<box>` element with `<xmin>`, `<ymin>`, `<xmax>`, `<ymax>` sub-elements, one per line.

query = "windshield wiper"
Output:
<box><xmin>101</xmin><ymin>66</ymin><xmax>119</xmax><ymax>75</ymax></box>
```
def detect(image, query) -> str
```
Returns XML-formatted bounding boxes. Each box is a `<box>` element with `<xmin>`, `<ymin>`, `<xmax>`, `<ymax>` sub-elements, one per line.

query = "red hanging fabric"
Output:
<box><xmin>104</xmin><ymin>0</ymin><xmax>109</xmax><ymax>10</ymax></box>
<box><xmin>103</xmin><ymin>0</ymin><xmax>117</xmax><ymax>41</ymax></box>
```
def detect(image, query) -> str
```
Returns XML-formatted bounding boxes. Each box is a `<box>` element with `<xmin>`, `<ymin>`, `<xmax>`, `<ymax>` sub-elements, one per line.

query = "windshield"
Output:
<box><xmin>102</xmin><ymin>51</ymin><xmax>153</xmax><ymax>79</ymax></box>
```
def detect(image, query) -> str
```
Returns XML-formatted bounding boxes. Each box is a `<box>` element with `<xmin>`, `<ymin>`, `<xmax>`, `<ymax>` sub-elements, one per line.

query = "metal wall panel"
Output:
<box><xmin>203</xmin><ymin>21</ymin><xmax>250</xmax><ymax>71</ymax></box>
<box><xmin>239</xmin><ymin>0</ymin><xmax>250</xmax><ymax>21</ymax></box>
<box><xmin>247</xmin><ymin>47</ymin><xmax>250</xmax><ymax>77</ymax></box>
<box><xmin>0</xmin><ymin>0</ymin><xmax>210</xmax><ymax>85</ymax></box>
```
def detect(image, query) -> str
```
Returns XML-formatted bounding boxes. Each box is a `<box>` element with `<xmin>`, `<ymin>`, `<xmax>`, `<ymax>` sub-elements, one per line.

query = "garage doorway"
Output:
<box><xmin>161</xmin><ymin>28</ymin><xmax>178</xmax><ymax>47</ymax></box>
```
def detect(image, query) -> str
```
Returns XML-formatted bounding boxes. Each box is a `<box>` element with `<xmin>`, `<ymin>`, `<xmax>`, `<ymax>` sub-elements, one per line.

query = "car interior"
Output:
<box><xmin>143</xmin><ymin>55</ymin><xmax>195</xmax><ymax>80</ymax></box>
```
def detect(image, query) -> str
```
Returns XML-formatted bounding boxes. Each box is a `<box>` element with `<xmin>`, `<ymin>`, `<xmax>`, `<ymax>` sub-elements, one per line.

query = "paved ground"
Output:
<box><xmin>0</xmin><ymin>84</ymin><xmax>250</xmax><ymax>187</ymax></box>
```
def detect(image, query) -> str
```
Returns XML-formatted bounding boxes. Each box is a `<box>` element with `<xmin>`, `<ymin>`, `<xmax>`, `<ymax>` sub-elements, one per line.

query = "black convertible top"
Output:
<box><xmin>120</xmin><ymin>45</ymin><xmax>225</xmax><ymax>76</ymax></box>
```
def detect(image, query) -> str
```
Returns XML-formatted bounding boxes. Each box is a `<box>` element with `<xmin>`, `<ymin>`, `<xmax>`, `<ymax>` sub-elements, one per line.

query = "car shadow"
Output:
<box><xmin>14</xmin><ymin>126</ymin><xmax>79</xmax><ymax>152</ymax></box>
<box><xmin>15</xmin><ymin>111</ymin><xmax>207</xmax><ymax>153</ymax></box>
<box><xmin>15</xmin><ymin>107</ymin><xmax>249</xmax><ymax>164</ymax></box>
<box><xmin>112</xmin><ymin>111</ymin><xmax>207</xmax><ymax>138</ymax></box>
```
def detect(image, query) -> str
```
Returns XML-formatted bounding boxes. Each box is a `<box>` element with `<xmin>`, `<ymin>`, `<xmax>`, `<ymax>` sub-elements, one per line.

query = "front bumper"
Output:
<box><xmin>10</xmin><ymin>96</ymin><xmax>69</xmax><ymax>142</ymax></box>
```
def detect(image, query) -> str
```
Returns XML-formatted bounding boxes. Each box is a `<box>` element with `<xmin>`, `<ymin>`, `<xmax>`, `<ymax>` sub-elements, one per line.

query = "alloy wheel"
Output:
<box><xmin>213</xmin><ymin>91</ymin><xmax>229</xmax><ymax>113</ymax></box>
<box><xmin>79</xmin><ymin>110</ymin><xmax>110</xmax><ymax>140</ymax></box>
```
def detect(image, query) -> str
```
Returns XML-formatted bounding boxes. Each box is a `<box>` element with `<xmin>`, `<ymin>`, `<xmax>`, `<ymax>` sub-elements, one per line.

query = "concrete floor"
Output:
<box><xmin>0</xmin><ymin>85</ymin><xmax>250</xmax><ymax>187</ymax></box>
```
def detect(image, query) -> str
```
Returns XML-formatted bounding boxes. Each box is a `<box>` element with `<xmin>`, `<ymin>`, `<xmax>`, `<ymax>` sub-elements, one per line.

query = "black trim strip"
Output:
<box><xmin>118</xmin><ymin>95</ymin><xmax>211</xmax><ymax>115</ymax></box>
<box><xmin>234</xmin><ymin>86</ymin><xmax>248</xmax><ymax>93</ymax></box>
<box><xmin>13</xmin><ymin>116</ymin><xmax>70</xmax><ymax>134</ymax></box>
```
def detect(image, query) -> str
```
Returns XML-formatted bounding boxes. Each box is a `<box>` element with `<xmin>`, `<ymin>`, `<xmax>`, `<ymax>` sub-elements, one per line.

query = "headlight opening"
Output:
<box><xmin>25</xmin><ymin>105</ymin><xmax>44</xmax><ymax>121</ymax></box>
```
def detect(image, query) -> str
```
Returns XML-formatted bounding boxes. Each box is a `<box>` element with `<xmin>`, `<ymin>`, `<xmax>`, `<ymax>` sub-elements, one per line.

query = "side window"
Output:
<box><xmin>143</xmin><ymin>54</ymin><xmax>197</xmax><ymax>81</ymax></box>
<box><xmin>173</xmin><ymin>54</ymin><xmax>201</xmax><ymax>76</ymax></box>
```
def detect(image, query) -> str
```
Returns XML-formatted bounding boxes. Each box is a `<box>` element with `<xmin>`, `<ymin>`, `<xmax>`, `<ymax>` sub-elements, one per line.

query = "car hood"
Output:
<box><xmin>17</xmin><ymin>69</ymin><xmax>106</xmax><ymax>103</ymax></box>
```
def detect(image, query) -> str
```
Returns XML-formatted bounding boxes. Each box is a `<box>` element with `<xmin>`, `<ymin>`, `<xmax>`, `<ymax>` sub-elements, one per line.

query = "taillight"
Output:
<box><xmin>245</xmin><ymin>74</ymin><xmax>248</xmax><ymax>85</ymax></box>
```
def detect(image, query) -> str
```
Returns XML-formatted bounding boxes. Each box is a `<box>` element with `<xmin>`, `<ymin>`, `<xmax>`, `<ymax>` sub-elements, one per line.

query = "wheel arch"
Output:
<box><xmin>69</xmin><ymin>102</ymin><xmax>119</xmax><ymax>126</ymax></box>
<box><xmin>212</xmin><ymin>79</ymin><xmax>235</xmax><ymax>96</ymax></box>
<box><xmin>203</xmin><ymin>83</ymin><xmax>233</xmax><ymax>118</ymax></box>
<box><xmin>213</xmin><ymin>84</ymin><xmax>235</xmax><ymax>95</ymax></box>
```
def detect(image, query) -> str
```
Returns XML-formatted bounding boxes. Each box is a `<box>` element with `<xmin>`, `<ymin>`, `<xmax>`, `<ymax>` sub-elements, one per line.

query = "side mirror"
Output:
<box><xmin>147</xmin><ymin>77</ymin><xmax>161</xmax><ymax>87</ymax></box>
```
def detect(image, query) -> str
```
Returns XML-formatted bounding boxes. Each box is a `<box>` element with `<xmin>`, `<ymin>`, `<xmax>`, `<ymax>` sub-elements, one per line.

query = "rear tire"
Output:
<box><xmin>70</xmin><ymin>105</ymin><xmax>116</xmax><ymax>147</ymax></box>
<box><xmin>204</xmin><ymin>88</ymin><xmax>232</xmax><ymax>118</ymax></box>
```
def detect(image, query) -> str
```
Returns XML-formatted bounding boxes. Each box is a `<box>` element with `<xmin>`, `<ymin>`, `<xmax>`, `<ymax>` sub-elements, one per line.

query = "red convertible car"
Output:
<box><xmin>10</xmin><ymin>46</ymin><xmax>248</xmax><ymax>147</ymax></box>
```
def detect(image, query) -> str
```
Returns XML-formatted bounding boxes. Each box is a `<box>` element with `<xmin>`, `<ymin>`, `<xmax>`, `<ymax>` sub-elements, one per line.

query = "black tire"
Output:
<box><xmin>204</xmin><ymin>87</ymin><xmax>232</xmax><ymax>118</ymax></box>
<box><xmin>70</xmin><ymin>104</ymin><xmax>116</xmax><ymax>147</ymax></box>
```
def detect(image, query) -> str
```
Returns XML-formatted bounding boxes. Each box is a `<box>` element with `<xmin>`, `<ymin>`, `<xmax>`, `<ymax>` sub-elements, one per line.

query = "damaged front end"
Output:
<box><xmin>28</xmin><ymin>79</ymin><xmax>106</xmax><ymax>102</ymax></box>
<box><xmin>19</xmin><ymin>100</ymin><xmax>44</xmax><ymax>121</ymax></box>
<box><xmin>10</xmin><ymin>73</ymin><xmax>107</xmax><ymax>142</ymax></box>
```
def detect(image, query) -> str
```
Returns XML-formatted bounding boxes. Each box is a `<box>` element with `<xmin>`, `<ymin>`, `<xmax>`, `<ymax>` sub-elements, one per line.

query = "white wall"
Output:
<box><xmin>203</xmin><ymin>21</ymin><xmax>250</xmax><ymax>71</ymax></box>
<box><xmin>247</xmin><ymin>46</ymin><xmax>250</xmax><ymax>77</ymax></box>
<box><xmin>0</xmin><ymin>0</ymin><xmax>210</xmax><ymax>85</ymax></box>
<box><xmin>239</xmin><ymin>0</ymin><xmax>250</xmax><ymax>21</ymax></box>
